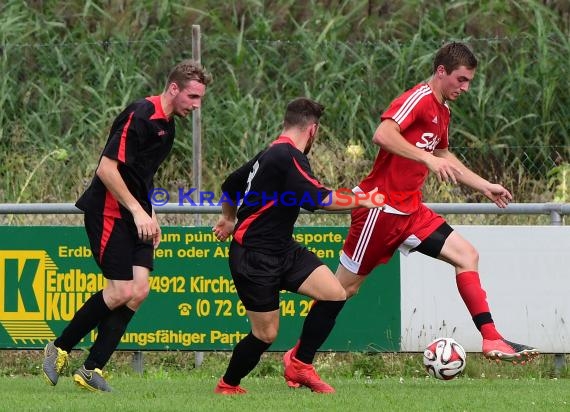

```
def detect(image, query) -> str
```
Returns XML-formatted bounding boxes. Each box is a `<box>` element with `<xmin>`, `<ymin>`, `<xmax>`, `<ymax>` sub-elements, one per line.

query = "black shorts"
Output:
<box><xmin>229</xmin><ymin>241</ymin><xmax>323</xmax><ymax>312</ymax></box>
<box><xmin>413</xmin><ymin>222</ymin><xmax>454</xmax><ymax>258</ymax></box>
<box><xmin>84</xmin><ymin>213</ymin><xmax>154</xmax><ymax>280</ymax></box>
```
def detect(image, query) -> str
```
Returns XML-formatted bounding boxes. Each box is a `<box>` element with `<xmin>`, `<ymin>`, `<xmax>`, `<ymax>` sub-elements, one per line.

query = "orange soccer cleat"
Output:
<box><xmin>283</xmin><ymin>354</ymin><xmax>335</xmax><ymax>393</ymax></box>
<box><xmin>214</xmin><ymin>377</ymin><xmax>247</xmax><ymax>395</ymax></box>
<box><xmin>482</xmin><ymin>338</ymin><xmax>539</xmax><ymax>363</ymax></box>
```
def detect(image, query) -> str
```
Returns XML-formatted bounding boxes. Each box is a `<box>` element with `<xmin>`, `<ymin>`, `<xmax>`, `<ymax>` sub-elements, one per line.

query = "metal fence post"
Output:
<box><xmin>192</xmin><ymin>23</ymin><xmax>205</xmax><ymax>369</ymax></box>
<box><xmin>550</xmin><ymin>203</ymin><xmax>566</xmax><ymax>376</ymax></box>
<box><xmin>132</xmin><ymin>351</ymin><xmax>144</xmax><ymax>374</ymax></box>
<box><xmin>550</xmin><ymin>208</ymin><xmax>562</xmax><ymax>226</ymax></box>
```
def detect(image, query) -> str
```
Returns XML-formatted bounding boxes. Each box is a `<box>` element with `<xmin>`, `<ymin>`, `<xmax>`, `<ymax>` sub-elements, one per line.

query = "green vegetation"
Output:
<box><xmin>1</xmin><ymin>349</ymin><xmax>568</xmax><ymax>380</ymax></box>
<box><xmin>1</xmin><ymin>350</ymin><xmax>569</xmax><ymax>411</ymax></box>
<box><xmin>1</xmin><ymin>0</ymin><xmax>568</xmax><ymax>209</ymax></box>
<box><xmin>1</xmin><ymin>4</ymin><xmax>568</xmax><ymax>404</ymax></box>
<box><xmin>3</xmin><ymin>375</ymin><xmax>570</xmax><ymax>412</ymax></box>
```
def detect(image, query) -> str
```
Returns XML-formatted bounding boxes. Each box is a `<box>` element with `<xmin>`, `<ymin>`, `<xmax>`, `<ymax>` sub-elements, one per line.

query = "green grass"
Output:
<box><xmin>4</xmin><ymin>350</ymin><xmax>567</xmax><ymax>379</ymax></box>
<box><xmin>1</xmin><ymin>350</ymin><xmax>569</xmax><ymax>410</ymax></box>
<box><xmin>2</xmin><ymin>373</ymin><xmax>569</xmax><ymax>412</ymax></box>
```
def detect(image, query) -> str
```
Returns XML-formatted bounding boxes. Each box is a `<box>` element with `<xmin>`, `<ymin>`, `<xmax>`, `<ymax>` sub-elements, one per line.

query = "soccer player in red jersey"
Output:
<box><xmin>284</xmin><ymin>42</ymin><xmax>539</xmax><ymax>387</ymax></box>
<box><xmin>42</xmin><ymin>60</ymin><xmax>212</xmax><ymax>392</ymax></box>
<box><xmin>212</xmin><ymin>97</ymin><xmax>383</xmax><ymax>394</ymax></box>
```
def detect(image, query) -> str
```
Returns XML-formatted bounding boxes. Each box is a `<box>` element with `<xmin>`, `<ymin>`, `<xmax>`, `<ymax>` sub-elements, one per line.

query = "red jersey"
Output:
<box><xmin>358</xmin><ymin>83</ymin><xmax>450</xmax><ymax>214</ymax></box>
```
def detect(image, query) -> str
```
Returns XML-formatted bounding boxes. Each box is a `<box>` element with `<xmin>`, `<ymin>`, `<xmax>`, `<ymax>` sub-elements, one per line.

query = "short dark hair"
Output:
<box><xmin>283</xmin><ymin>97</ymin><xmax>325</xmax><ymax>129</ymax></box>
<box><xmin>167</xmin><ymin>59</ymin><xmax>213</xmax><ymax>89</ymax></box>
<box><xmin>433</xmin><ymin>42</ymin><xmax>478</xmax><ymax>74</ymax></box>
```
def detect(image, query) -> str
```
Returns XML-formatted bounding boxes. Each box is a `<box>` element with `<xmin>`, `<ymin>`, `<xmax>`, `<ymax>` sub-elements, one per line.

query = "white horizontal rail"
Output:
<box><xmin>0</xmin><ymin>202</ymin><xmax>568</xmax><ymax>216</ymax></box>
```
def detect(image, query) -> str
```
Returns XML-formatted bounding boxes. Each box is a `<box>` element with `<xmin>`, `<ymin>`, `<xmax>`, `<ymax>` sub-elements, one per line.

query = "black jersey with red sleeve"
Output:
<box><xmin>76</xmin><ymin>95</ymin><xmax>175</xmax><ymax>219</ymax></box>
<box><xmin>222</xmin><ymin>136</ymin><xmax>332</xmax><ymax>253</ymax></box>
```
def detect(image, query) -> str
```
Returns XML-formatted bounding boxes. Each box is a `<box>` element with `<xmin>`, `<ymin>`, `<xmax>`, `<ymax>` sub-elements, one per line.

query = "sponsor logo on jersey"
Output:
<box><xmin>416</xmin><ymin>132</ymin><xmax>441</xmax><ymax>152</ymax></box>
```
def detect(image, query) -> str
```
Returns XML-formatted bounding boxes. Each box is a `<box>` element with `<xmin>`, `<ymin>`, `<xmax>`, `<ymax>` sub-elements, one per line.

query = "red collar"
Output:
<box><xmin>271</xmin><ymin>135</ymin><xmax>296</xmax><ymax>146</ymax></box>
<box><xmin>146</xmin><ymin>95</ymin><xmax>169</xmax><ymax>120</ymax></box>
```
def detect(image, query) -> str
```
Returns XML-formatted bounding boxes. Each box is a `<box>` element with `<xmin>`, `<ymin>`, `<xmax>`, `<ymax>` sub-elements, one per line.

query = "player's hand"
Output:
<box><xmin>133</xmin><ymin>209</ymin><xmax>159</xmax><ymax>244</ymax></box>
<box><xmin>426</xmin><ymin>156</ymin><xmax>463</xmax><ymax>184</ymax></box>
<box><xmin>212</xmin><ymin>216</ymin><xmax>236</xmax><ymax>241</ymax></box>
<box><xmin>482</xmin><ymin>183</ymin><xmax>512</xmax><ymax>208</ymax></box>
<box><xmin>355</xmin><ymin>187</ymin><xmax>385</xmax><ymax>209</ymax></box>
<box><xmin>151</xmin><ymin>213</ymin><xmax>161</xmax><ymax>249</ymax></box>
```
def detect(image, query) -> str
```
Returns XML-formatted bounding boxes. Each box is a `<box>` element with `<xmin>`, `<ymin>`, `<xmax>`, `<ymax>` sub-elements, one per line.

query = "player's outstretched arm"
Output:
<box><xmin>434</xmin><ymin>149</ymin><xmax>512</xmax><ymax>208</ymax></box>
<box><xmin>480</xmin><ymin>183</ymin><xmax>513</xmax><ymax>208</ymax></box>
<box><xmin>374</xmin><ymin>120</ymin><xmax>462</xmax><ymax>183</ymax></box>
<box><xmin>151</xmin><ymin>209</ymin><xmax>161</xmax><ymax>249</ymax></box>
<box><xmin>321</xmin><ymin>188</ymin><xmax>384</xmax><ymax>211</ymax></box>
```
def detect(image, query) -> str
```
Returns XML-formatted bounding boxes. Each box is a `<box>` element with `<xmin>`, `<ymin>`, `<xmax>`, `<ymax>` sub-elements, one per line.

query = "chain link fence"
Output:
<box><xmin>1</xmin><ymin>32</ymin><xmax>568</xmax><ymax>224</ymax></box>
<box><xmin>0</xmin><ymin>202</ymin><xmax>568</xmax><ymax>227</ymax></box>
<box><xmin>2</xmin><ymin>34</ymin><xmax>569</xmax><ymax>205</ymax></box>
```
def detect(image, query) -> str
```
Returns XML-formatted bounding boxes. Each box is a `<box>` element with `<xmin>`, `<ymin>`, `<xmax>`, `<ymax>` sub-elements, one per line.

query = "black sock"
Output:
<box><xmin>54</xmin><ymin>290</ymin><xmax>111</xmax><ymax>353</ymax></box>
<box><xmin>84</xmin><ymin>305</ymin><xmax>135</xmax><ymax>370</ymax></box>
<box><xmin>295</xmin><ymin>300</ymin><xmax>346</xmax><ymax>364</ymax></box>
<box><xmin>223</xmin><ymin>332</ymin><xmax>271</xmax><ymax>386</ymax></box>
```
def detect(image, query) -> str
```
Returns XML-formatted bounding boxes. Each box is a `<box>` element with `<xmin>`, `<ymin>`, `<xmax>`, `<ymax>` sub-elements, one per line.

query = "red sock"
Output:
<box><xmin>456</xmin><ymin>271</ymin><xmax>502</xmax><ymax>340</ymax></box>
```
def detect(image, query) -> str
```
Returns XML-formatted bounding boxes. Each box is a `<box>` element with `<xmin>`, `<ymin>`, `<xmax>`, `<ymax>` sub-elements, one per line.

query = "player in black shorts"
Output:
<box><xmin>212</xmin><ymin>97</ymin><xmax>384</xmax><ymax>394</ymax></box>
<box><xmin>42</xmin><ymin>60</ymin><xmax>212</xmax><ymax>392</ymax></box>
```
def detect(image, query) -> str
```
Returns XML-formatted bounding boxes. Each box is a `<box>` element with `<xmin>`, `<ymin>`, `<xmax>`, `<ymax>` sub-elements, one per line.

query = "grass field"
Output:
<box><xmin>3</xmin><ymin>374</ymin><xmax>569</xmax><ymax>412</ymax></box>
<box><xmin>1</xmin><ymin>350</ymin><xmax>569</xmax><ymax>411</ymax></box>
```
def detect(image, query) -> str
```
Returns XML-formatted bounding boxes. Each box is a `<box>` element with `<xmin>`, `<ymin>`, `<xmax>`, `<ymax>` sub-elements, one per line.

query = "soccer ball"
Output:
<box><xmin>423</xmin><ymin>337</ymin><xmax>466</xmax><ymax>380</ymax></box>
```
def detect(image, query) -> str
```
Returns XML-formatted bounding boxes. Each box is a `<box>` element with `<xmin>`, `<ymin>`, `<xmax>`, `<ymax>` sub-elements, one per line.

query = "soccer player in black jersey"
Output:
<box><xmin>42</xmin><ymin>60</ymin><xmax>212</xmax><ymax>392</ymax></box>
<box><xmin>212</xmin><ymin>97</ymin><xmax>384</xmax><ymax>394</ymax></box>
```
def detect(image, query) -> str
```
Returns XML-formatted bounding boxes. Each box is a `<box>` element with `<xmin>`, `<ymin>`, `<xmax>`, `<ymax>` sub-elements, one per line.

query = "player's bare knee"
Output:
<box><xmin>463</xmin><ymin>245</ymin><xmax>479</xmax><ymax>267</ymax></box>
<box><xmin>118</xmin><ymin>290</ymin><xmax>134</xmax><ymax>305</ymax></box>
<box><xmin>129</xmin><ymin>288</ymin><xmax>149</xmax><ymax>308</ymax></box>
<box><xmin>256</xmin><ymin>329</ymin><xmax>278</xmax><ymax>344</ymax></box>
<box><xmin>344</xmin><ymin>284</ymin><xmax>360</xmax><ymax>299</ymax></box>
<box><xmin>104</xmin><ymin>290</ymin><xmax>132</xmax><ymax>309</ymax></box>
<box><xmin>473</xmin><ymin>247</ymin><xmax>479</xmax><ymax>262</ymax></box>
<box><xmin>332</xmin><ymin>286</ymin><xmax>347</xmax><ymax>301</ymax></box>
<box><xmin>134</xmin><ymin>282</ymin><xmax>151</xmax><ymax>301</ymax></box>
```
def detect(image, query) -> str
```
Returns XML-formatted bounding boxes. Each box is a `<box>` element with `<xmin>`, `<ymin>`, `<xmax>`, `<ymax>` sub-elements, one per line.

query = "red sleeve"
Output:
<box><xmin>381</xmin><ymin>84</ymin><xmax>432</xmax><ymax>134</ymax></box>
<box><xmin>286</xmin><ymin>150</ymin><xmax>332</xmax><ymax>211</ymax></box>
<box><xmin>103</xmin><ymin>112</ymin><xmax>141</xmax><ymax>164</ymax></box>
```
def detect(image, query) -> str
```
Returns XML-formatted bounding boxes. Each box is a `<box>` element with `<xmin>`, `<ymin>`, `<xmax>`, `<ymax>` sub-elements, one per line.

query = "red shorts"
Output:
<box><xmin>340</xmin><ymin>203</ymin><xmax>445</xmax><ymax>276</ymax></box>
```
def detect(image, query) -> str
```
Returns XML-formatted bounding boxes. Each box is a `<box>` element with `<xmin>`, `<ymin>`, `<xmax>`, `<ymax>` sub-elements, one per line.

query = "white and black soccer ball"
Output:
<box><xmin>423</xmin><ymin>337</ymin><xmax>466</xmax><ymax>380</ymax></box>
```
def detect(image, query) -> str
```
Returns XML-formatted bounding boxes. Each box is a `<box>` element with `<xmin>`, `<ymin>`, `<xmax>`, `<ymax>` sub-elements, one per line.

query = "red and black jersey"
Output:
<box><xmin>222</xmin><ymin>136</ymin><xmax>332</xmax><ymax>253</ymax></box>
<box><xmin>76</xmin><ymin>95</ymin><xmax>175</xmax><ymax>219</ymax></box>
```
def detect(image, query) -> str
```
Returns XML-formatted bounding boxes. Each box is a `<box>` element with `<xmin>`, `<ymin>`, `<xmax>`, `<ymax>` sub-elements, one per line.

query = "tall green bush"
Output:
<box><xmin>0</xmin><ymin>0</ymin><xmax>568</xmax><ymax>202</ymax></box>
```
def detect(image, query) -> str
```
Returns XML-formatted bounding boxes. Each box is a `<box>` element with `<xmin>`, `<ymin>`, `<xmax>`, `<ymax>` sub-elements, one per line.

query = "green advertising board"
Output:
<box><xmin>0</xmin><ymin>226</ymin><xmax>400</xmax><ymax>351</ymax></box>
